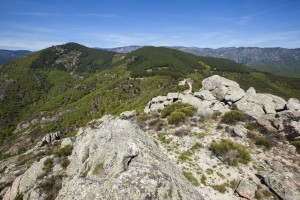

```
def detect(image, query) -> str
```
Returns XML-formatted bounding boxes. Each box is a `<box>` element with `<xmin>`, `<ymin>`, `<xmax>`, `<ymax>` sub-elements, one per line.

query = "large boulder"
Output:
<box><xmin>57</xmin><ymin>116</ymin><xmax>204</xmax><ymax>200</ymax></box>
<box><xmin>201</xmin><ymin>75</ymin><xmax>245</xmax><ymax>102</ymax></box>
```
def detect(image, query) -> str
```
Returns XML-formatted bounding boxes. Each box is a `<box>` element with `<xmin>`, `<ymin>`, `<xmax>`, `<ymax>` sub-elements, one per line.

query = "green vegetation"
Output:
<box><xmin>38</xmin><ymin>157</ymin><xmax>53</xmax><ymax>179</ymax></box>
<box><xmin>128</xmin><ymin>47</ymin><xmax>205</xmax><ymax>78</ymax></box>
<box><xmin>43</xmin><ymin>157</ymin><xmax>53</xmax><ymax>174</ymax></box>
<box><xmin>201</xmin><ymin>175</ymin><xmax>207</xmax><ymax>185</ymax></box>
<box><xmin>161</xmin><ymin>102</ymin><xmax>196</xmax><ymax>124</ymax></box>
<box><xmin>161</xmin><ymin>102</ymin><xmax>196</xmax><ymax>118</ymax></box>
<box><xmin>182</xmin><ymin>171</ymin><xmax>199</xmax><ymax>186</ymax></box>
<box><xmin>31</xmin><ymin>43</ymin><xmax>115</xmax><ymax>73</ymax></box>
<box><xmin>211</xmin><ymin>183</ymin><xmax>227</xmax><ymax>193</ymax></box>
<box><xmin>179</xmin><ymin>142</ymin><xmax>203</xmax><ymax>162</ymax></box>
<box><xmin>55</xmin><ymin>145</ymin><xmax>73</xmax><ymax>157</ymax></box>
<box><xmin>206</xmin><ymin>168</ymin><xmax>214</xmax><ymax>175</ymax></box>
<box><xmin>291</xmin><ymin>141</ymin><xmax>300</xmax><ymax>153</ymax></box>
<box><xmin>254</xmin><ymin>137</ymin><xmax>275</xmax><ymax>150</ymax></box>
<box><xmin>1</xmin><ymin>43</ymin><xmax>300</xmax><ymax>147</ymax></box>
<box><xmin>179</xmin><ymin>150</ymin><xmax>193</xmax><ymax>162</ymax></box>
<box><xmin>221</xmin><ymin>110</ymin><xmax>244</xmax><ymax>125</ymax></box>
<box><xmin>167</xmin><ymin>111</ymin><xmax>186</xmax><ymax>124</ymax></box>
<box><xmin>212</xmin><ymin>111</ymin><xmax>222</xmax><ymax>120</ymax></box>
<box><xmin>210</xmin><ymin>139</ymin><xmax>251</xmax><ymax>165</ymax></box>
<box><xmin>0</xmin><ymin>153</ymin><xmax>11</xmax><ymax>161</ymax></box>
<box><xmin>93</xmin><ymin>162</ymin><xmax>104</xmax><ymax>175</ymax></box>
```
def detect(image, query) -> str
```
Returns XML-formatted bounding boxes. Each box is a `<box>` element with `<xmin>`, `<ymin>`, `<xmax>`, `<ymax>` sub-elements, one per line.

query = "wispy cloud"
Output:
<box><xmin>11</xmin><ymin>12</ymin><xmax>120</xmax><ymax>18</ymax></box>
<box><xmin>12</xmin><ymin>12</ymin><xmax>57</xmax><ymax>16</ymax></box>
<box><xmin>76</xmin><ymin>13</ymin><xmax>120</xmax><ymax>18</ymax></box>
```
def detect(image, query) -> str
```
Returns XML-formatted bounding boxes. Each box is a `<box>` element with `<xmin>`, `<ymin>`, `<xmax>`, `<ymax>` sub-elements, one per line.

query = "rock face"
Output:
<box><xmin>257</xmin><ymin>172</ymin><xmax>300</xmax><ymax>200</ymax></box>
<box><xmin>3</xmin><ymin>156</ymin><xmax>49</xmax><ymax>200</ymax></box>
<box><xmin>56</xmin><ymin>116</ymin><xmax>203</xmax><ymax>200</ymax></box>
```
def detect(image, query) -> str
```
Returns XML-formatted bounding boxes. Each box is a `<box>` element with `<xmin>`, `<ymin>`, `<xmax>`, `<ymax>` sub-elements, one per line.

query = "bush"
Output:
<box><xmin>161</xmin><ymin>102</ymin><xmax>187</xmax><ymax>118</ymax></box>
<box><xmin>255</xmin><ymin>137</ymin><xmax>275</xmax><ymax>150</ymax></box>
<box><xmin>179</xmin><ymin>151</ymin><xmax>193</xmax><ymax>161</ymax></box>
<box><xmin>210</xmin><ymin>139</ymin><xmax>251</xmax><ymax>165</ymax></box>
<box><xmin>167</xmin><ymin>111</ymin><xmax>186</xmax><ymax>124</ymax></box>
<box><xmin>43</xmin><ymin>157</ymin><xmax>53</xmax><ymax>174</ymax></box>
<box><xmin>61</xmin><ymin>157</ymin><xmax>70</xmax><ymax>169</ymax></box>
<box><xmin>291</xmin><ymin>141</ymin><xmax>300</xmax><ymax>153</ymax></box>
<box><xmin>211</xmin><ymin>183</ymin><xmax>227</xmax><ymax>193</ymax></box>
<box><xmin>178</xmin><ymin>106</ymin><xmax>197</xmax><ymax>117</ymax></box>
<box><xmin>221</xmin><ymin>110</ymin><xmax>244</xmax><ymax>125</ymax></box>
<box><xmin>55</xmin><ymin>145</ymin><xmax>73</xmax><ymax>157</ymax></box>
<box><xmin>212</xmin><ymin>111</ymin><xmax>222</xmax><ymax>120</ymax></box>
<box><xmin>182</xmin><ymin>171</ymin><xmax>199</xmax><ymax>186</ymax></box>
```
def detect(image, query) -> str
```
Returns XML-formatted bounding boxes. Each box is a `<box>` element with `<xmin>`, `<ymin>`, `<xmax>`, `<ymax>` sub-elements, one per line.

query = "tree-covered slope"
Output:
<box><xmin>0</xmin><ymin>43</ymin><xmax>300</xmax><ymax>150</ymax></box>
<box><xmin>127</xmin><ymin>46</ymin><xmax>206</xmax><ymax>78</ymax></box>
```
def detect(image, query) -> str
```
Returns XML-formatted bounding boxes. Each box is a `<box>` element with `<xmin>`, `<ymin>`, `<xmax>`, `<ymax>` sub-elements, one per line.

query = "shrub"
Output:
<box><xmin>211</xmin><ymin>183</ymin><xmax>227</xmax><ymax>193</ymax></box>
<box><xmin>182</xmin><ymin>171</ymin><xmax>199</xmax><ymax>186</ymax></box>
<box><xmin>179</xmin><ymin>151</ymin><xmax>193</xmax><ymax>161</ymax></box>
<box><xmin>43</xmin><ymin>157</ymin><xmax>53</xmax><ymax>174</ymax></box>
<box><xmin>255</xmin><ymin>137</ymin><xmax>275</xmax><ymax>150</ymax></box>
<box><xmin>158</xmin><ymin>132</ymin><xmax>165</xmax><ymax>141</ymax></box>
<box><xmin>61</xmin><ymin>157</ymin><xmax>70</xmax><ymax>169</ymax></box>
<box><xmin>161</xmin><ymin>102</ymin><xmax>187</xmax><ymax>118</ymax></box>
<box><xmin>178</xmin><ymin>106</ymin><xmax>197</xmax><ymax>117</ymax></box>
<box><xmin>55</xmin><ymin>145</ymin><xmax>73</xmax><ymax>157</ymax></box>
<box><xmin>245</xmin><ymin>122</ymin><xmax>268</xmax><ymax>133</ymax></box>
<box><xmin>167</xmin><ymin>111</ymin><xmax>186</xmax><ymax>124</ymax></box>
<box><xmin>210</xmin><ymin>139</ymin><xmax>251</xmax><ymax>165</ymax></box>
<box><xmin>212</xmin><ymin>111</ymin><xmax>222</xmax><ymax>120</ymax></box>
<box><xmin>201</xmin><ymin>175</ymin><xmax>207</xmax><ymax>185</ymax></box>
<box><xmin>191</xmin><ymin>142</ymin><xmax>203</xmax><ymax>151</ymax></box>
<box><xmin>206</xmin><ymin>168</ymin><xmax>213</xmax><ymax>175</ymax></box>
<box><xmin>221</xmin><ymin>110</ymin><xmax>244</xmax><ymax>125</ymax></box>
<box><xmin>291</xmin><ymin>141</ymin><xmax>300</xmax><ymax>153</ymax></box>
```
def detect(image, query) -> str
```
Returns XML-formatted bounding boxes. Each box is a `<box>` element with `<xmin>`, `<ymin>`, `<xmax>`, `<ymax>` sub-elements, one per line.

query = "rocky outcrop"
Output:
<box><xmin>37</xmin><ymin>131</ymin><xmax>60</xmax><ymax>147</ymax></box>
<box><xmin>257</xmin><ymin>172</ymin><xmax>300</xmax><ymax>200</ymax></box>
<box><xmin>202</xmin><ymin>75</ymin><xmax>245</xmax><ymax>102</ymax></box>
<box><xmin>3</xmin><ymin>116</ymin><xmax>204</xmax><ymax>200</ymax></box>
<box><xmin>56</xmin><ymin>115</ymin><xmax>203</xmax><ymax>200</ymax></box>
<box><xmin>3</xmin><ymin>156</ymin><xmax>50</xmax><ymax>200</ymax></box>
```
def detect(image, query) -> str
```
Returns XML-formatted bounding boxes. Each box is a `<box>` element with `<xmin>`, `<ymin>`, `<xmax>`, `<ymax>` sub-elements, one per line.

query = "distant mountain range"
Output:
<box><xmin>0</xmin><ymin>50</ymin><xmax>32</xmax><ymax>64</ymax></box>
<box><xmin>104</xmin><ymin>46</ymin><xmax>300</xmax><ymax>78</ymax></box>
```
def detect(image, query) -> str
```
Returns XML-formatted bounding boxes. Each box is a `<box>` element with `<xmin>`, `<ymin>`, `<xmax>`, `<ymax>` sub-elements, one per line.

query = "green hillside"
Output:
<box><xmin>0</xmin><ymin>43</ymin><xmax>300</xmax><ymax>149</ymax></box>
<box><xmin>127</xmin><ymin>46</ymin><xmax>205</xmax><ymax>78</ymax></box>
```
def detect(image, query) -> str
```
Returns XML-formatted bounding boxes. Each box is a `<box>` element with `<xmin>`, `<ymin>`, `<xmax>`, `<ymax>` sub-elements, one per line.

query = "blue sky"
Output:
<box><xmin>0</xmin><ymin>0</ymin><xmax>300</xmax><ymax>50</ymax></box>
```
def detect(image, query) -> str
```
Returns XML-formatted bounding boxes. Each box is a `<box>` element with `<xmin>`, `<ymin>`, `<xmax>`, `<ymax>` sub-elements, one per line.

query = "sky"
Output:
<box><xmin>0</xmin><ymin>0</ymin><xmax>300</xmax><ymax>50</ymax></box>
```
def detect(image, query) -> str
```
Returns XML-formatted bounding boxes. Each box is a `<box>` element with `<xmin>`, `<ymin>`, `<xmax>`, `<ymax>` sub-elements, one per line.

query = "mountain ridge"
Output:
<box><xmin>103</xmin><ymin>45</ymin><xmax>300</xmax><ymax>78</ymax></box>
<box><xmin>0</xmin><ymin>50</ymin><xmax>32</xmax><ymax>64</ymax></box>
